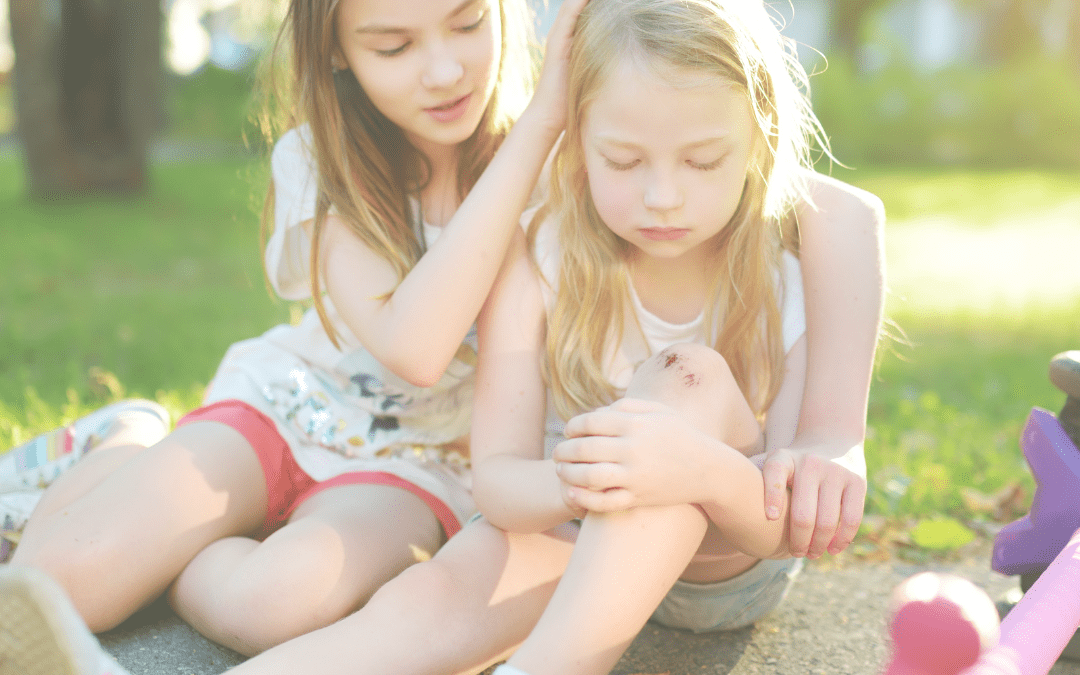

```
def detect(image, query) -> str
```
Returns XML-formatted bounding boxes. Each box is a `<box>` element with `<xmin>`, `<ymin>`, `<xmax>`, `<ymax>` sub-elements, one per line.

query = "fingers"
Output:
<box><xmin>560</xmin><ymin>482</ymin><xmax>587</xmax><ymax>519</ymax></box>
<box><xmin>786</xmin><ymin>454</ymin><xmax>825</xmax><ymax>557</ymax></box>
<box><xmin>563</xmin><ymin>486</ymin><xmax>633</xmax><ymax>513</ymax></box>
<box><xmin>761</xmin><ymin>450</ymin><xmax>795</xmax><ymax>521</ymax></box>
<box><xmin>562</xmin><ymin>408</ymin><xmax>623</xmax><ymax>440</ymax></box>
<box><xmin>805</xmin><ymin>477</ymin><xmax>844</xmax><ymax>558</ymax></box>
<box><xmin>545</xmin><ymin>0</ymin><xmax>590</xmax><ymax>48</ymax></box>
<box><xmin>555</xmin><ymin>459</ymin><xmax>623</xmax><ymax>492</ymax></box>
<box><xmin>561</xmin><ymin>398</ymin><xmax>664</xmax><ymax>439</ymax></box>
<box><xmin>827</xmin><ymin>481</ymin><xmax>866</xmax><ymax>555</ymax></box>
<box><xmin>786</xmin><ymin>454</ymin><xmax>868</xmax><ymax>558</ymax></box>
<box><xmin>551</xmin><ymin>435</ymin><xmax>623</xmax><ymax>464</ymax></box>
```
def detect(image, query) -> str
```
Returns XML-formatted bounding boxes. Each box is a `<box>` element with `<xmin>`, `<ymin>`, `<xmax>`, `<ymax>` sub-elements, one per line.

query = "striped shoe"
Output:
<box><xmin>0</xmin><ymin>399</ymin><xmax>171</xmax><ymax>493</ymax></box>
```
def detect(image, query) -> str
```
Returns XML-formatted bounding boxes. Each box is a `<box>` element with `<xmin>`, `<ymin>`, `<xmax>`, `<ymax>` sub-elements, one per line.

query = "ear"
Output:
<box><xmin>331</xmin><ymin>52</ymin><xmax>348</xmax><ymax>72</ymax></box>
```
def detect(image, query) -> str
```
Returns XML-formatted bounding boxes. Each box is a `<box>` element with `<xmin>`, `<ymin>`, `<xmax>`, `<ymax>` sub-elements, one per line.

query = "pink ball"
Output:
<box><xmin>887</xmin><ymin>573</ymin><xmax>1001</xmax><ymax>675</ymax></box>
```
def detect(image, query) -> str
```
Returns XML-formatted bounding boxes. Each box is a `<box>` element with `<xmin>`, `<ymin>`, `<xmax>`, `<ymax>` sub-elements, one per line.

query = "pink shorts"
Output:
<box><xmin>175</xmin><ymin>400</ymin><xmax>461</xmax><ymax>538</ymax></box>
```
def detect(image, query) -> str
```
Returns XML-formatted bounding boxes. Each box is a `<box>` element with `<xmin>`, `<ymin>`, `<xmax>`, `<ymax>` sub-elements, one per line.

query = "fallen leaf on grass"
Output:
<box><xmin>910</xmin><ymin>516</ymin><xmax>975</xmax><ymax>551</ymax></box>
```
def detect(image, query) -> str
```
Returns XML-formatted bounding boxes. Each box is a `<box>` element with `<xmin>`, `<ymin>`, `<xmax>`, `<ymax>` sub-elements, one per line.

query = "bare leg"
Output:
<box><xmin>226</xmin><ymin>519</ymin><xmax>577</xmax><ymax>675</ymax></box>
<box><xmin>5</xmin><ymin>401</ymin><xmax>171</xmax><ymax>523</ymax></box>
<box><xmin>508</xmin><ymin>343</ymin><xmax>763</xmax><ymax>675</ymax></box>
<box><xmin>169</xmin><ymin>483</ymin><xmax>446</xmax><ymax>655</ymax></box>
<box><xmin>10</xmin><ymin>421</ymin><xmax>267</xmax><ymax>632</ymax></box>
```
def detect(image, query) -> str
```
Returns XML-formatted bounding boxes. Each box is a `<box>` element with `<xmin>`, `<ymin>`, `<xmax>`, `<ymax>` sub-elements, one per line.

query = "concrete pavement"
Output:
<box><xmin>98</xmin><ymin>540</ymin><xmax>1080</xmax><ymax>675</ymax></box>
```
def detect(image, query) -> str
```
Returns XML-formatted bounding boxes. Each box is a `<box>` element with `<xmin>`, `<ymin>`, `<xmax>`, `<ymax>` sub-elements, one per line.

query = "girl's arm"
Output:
<box><xmin>318</xmin><ymin>0</ymin><xmax>588</xmax><ymax>388</ymax></box>
<box><xmin>761</xmin><ymin>171</ymin><xmax>885</xmax><ymax>558</ymax></box>
<box><xmin>553</xmin><ymin>336</ymin><xmax>807</xmax><ymax>560</ymax></box>
<box><xmin>470</xmin><ymin>232</ymin><xmax>580</xmax><ymax>533</ymax></box>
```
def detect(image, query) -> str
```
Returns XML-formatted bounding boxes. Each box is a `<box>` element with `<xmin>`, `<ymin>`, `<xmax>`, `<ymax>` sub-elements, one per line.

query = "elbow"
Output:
<box><xmin>377</xmin><ymin>350</ymin><xmax>452</xmax><ymax>389</ymax></box>
<box><xmin>399</xmin><ymin>365</ymin><xmax>446</xmax><ymax>390</ymax></box>
<box><xmin>470</xmin><ymin>473</ymin><xmax>520</xmax><ymax>532</ymax></box>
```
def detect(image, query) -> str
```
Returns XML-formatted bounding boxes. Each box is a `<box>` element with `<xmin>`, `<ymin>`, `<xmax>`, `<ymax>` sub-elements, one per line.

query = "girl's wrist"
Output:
<box><xmin>516</xmin><ymin>99</ymin><xmax>565</xmax><ymax>141</ymax></box>
<box><xmin>689</xmin><ymin>432</ymin><xmax>730</xmax><ymax>507</ymax></box>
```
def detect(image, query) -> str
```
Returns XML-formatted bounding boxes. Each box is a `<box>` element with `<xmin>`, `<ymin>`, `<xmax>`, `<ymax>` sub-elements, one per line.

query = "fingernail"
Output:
<box><xmin>766</xmin><ymin>506</ymin><xmax>779</xmax><ymax>519</ymax></box>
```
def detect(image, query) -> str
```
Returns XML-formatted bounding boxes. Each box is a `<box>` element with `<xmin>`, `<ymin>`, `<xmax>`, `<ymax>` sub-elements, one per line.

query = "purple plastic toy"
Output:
<box><xmin>991</xmin><ymin>406</ymin><xmax>1080</xmax><ymax>577</ymax></box>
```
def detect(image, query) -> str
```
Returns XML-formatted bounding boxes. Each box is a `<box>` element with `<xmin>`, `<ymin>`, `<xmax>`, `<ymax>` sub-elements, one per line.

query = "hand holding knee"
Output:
<box><xmin>554</xmin><ymin>398</ymin><xmax>723</xmax><ymax>512</ymax></box>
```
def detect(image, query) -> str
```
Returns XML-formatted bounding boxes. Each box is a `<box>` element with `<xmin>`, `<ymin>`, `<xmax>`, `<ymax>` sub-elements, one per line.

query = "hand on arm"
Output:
<box><xmin>553</xmin><ymin>398</ymin><xmax>790</xmax><ymax>559</ymax></box>
<box><xmin>760</xmin><ymin>172</ymin><xmax>884</xmax><ymax>558</ymax></box>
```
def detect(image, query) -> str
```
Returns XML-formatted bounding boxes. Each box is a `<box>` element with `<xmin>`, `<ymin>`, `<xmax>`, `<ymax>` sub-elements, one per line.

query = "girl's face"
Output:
<box><xmin>581</xmin><ymin>59</ymin><xmax>755</xmax><ymax>264</ymax></box>
<box><xmin>336</xmin><ymin>0</ymin><xmax>501</xmax><ymax>158</ymax></box>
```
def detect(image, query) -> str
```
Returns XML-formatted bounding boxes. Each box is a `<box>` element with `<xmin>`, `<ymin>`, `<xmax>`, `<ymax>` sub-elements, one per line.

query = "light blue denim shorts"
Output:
<box><xmin>464</xmin><ymin>514</ymin><xmax>801</xmax><ymax>633</ymax></box>
<box><xmin>650</xmin><ymin>556</ymin><xmax>804</xmax><ymax>633</ymax></box>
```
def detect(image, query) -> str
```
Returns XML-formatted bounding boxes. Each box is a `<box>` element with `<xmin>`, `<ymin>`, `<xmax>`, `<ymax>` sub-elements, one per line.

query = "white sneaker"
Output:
<box><xmin>0</xmin><ymin>399</ymin><xmax>171</xmax><ymax>493</ymax></box>
<box><xmin>0</xmin><ymin>566</ymin><xmax>133</xmax><ymax>675</ymax></box>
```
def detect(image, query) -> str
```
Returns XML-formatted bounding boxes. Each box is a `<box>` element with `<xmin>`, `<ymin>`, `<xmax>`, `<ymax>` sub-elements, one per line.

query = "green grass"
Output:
<box><xmin>0</xmin><ymin>154</ymin><xmax>291</xmax><ymax>445</ymax></box>
<box><xmin>832</xmin><ymin>167</ymin><xmax>1080</xmax><ymax>226</ymax></box>
<box><xmin>1</xmin><ymin>156</ymin><xmax>1078</xmax><ymax>555</ymax></box>
<box><xmin>167</xmin><ymin>66</ymin><xmax>262</xmax><ymax>145</ymax></box>
<box><xmin>866</xmin><ymin>308</ymin><xmax>1074</xmax><ymax>519</ymax></box>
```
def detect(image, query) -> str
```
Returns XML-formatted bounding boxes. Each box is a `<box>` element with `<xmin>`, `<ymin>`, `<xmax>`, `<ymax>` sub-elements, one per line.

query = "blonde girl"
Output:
<box><xmin>470</xmin><ymin>0</ymin><xmax>884</xmax><ymax>672</ymax></box>
<box><xmin>1</xmin><ymin>0</ymin><xmax>588</xmax><ymax>670</ymax></box>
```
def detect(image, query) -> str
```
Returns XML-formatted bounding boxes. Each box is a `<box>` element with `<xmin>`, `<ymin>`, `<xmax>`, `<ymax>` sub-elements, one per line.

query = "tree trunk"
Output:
<box><xmin>829</xmin><ymin>0</ymin><xmax>890</xmax><ymax>63</ymax></box>
<box><xmin>982</xmin><ymin>0</ymin><xmax>1044</xmax><ymax>64</ymax></box>
<box><xmin>1066</xmin><ymin>0</ymin><xmax>1080</xmax><ymax>80</ymax></box>
<box><xmin>9</xmin><ymin>0</ymin><xmax>162</xmax><ymax>198</ymax></box>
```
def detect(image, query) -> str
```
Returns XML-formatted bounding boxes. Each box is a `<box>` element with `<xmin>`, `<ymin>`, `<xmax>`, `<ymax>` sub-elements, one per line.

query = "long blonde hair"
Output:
<box><xmin>533</xmin><ymin>0</ymin><xmax>827</xmax><ymax>421</ymax></box>
<box><xmin>257</xmin><ymin>0</ymin><xmax>537</xmax><ymax>345</ymax></box>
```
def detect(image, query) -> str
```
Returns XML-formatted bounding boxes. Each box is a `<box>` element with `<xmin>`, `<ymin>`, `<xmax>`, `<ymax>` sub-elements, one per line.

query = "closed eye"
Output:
<box><xmin>603</xmin><ymin>156</ymin><xmax>640</xmax><ymax>171</ymax></box>
<box><xmin>687</xmin><ymin>157</ymin><xmax>723</xmax><ymax>170</ymax></box>
<box><xmin>458</xmin><ymin>10</ymin><xmax>487</xmax><ymax>32</ymax></box>
<box><xmin>375</xmin><ymin>42</ymin><xmax>410</xmax><ymax>57</ymax></box>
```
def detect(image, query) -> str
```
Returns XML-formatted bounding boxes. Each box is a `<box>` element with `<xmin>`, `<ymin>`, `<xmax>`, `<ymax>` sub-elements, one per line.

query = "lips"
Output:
<box><xmin>639</xmin><ymin>227</ymin><xmax>689</xmax><ymax>241</ymax></box>
<box><xmin>425</xmin><ymin>94</ymin><xmax>471</xmax><ymax>123</ymax></box>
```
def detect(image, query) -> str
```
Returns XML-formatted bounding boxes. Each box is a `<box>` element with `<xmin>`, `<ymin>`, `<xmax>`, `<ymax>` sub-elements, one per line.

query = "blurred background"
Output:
<box><xmin>0</xmin><ymin>0</ymin><xmax>1078</xmax><ymax>558</ymax></box>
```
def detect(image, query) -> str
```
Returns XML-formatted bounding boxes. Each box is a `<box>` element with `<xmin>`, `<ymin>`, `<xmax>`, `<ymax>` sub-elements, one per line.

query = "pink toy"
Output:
<box><xmin>885</xmin><ymin>573</ymin><xmax>999</xmax><ymax>675</ymax></box>
<box><xmin>884</xmin><ymin>528</ymin><xmax>1080</xmax><ymax>675</ymax></box>
<box><xmin>883</xmin><ymin>351</ymin><xmax>1080</xmax><ymax>675</ymax></box>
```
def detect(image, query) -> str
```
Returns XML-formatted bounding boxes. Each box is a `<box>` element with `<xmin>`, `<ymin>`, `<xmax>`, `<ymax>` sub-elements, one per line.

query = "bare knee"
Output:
<box><xmin>189</xmin><ymin>558</ymin><xmax>356</xmax><ymax>655</ymax></box>
<box><xmin>366</xmin><ymin>557</ymin><xmax>489</xmax><ymax>655</ymax></box>
<box><xmin>12</xmin><ymin>529</ymin><xmax>140</xmax><ymax>631</ymax></box>
<box><xmin>628</xmin><ymin>343</ymin><xmax>733</xmax><ymax>396</ymax></box>
<box><xmin>626</xmin><ymin>343</ymin><xmax>759</xmax><ymax>450</ymax></box>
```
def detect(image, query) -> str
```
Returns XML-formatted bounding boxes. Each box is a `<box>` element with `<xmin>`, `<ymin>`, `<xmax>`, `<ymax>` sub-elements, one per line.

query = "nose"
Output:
<box><xmin>421</xmin><ymin>41</ymin><xmax>465</xmax><ymax>90</ymax></box>
<box><xmin>642</xmin><ymin>167</ymin><xmax>683</xmax><ymax>212</ymax></box>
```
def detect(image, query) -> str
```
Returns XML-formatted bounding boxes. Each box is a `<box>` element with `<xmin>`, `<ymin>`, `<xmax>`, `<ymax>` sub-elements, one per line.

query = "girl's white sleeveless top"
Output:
<box><xmin>201</xmin><ymin>126</ymin><xmax>476</xmax><ymax>524</ymax></box>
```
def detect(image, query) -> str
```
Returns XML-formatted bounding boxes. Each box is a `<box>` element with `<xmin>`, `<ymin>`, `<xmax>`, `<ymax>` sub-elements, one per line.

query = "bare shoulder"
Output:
<box><xmin>798</xmin><ymin>170</ymin><xmax>885</xmax><ymax>224</ymax></box>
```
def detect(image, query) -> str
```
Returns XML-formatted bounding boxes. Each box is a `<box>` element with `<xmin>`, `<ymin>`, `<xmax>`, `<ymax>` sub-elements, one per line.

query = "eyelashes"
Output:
<box><xmin>458</xmin><ymin>11</ymin><xmax>487</xmax><ymax>33</ymax></box>
<box><xmin>601</xmin><ymin>156</ymin><xmax>724</xmax><ymax>171</ymax></box>
<box><xmin>373</xmin><ymin>10</ymin><xmax>487</xmax><ymax>58</ymax></box>
<box><xmin>603</xmin><ymin>157</ymin><xmax>639</xmax><ymax>171</ymax></box>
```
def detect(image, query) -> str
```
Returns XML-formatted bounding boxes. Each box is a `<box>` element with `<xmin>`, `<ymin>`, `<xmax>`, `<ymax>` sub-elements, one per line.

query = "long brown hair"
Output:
<box><xmin>531</xmin><ymin>0</ymin><xmax>828</xmax><ymax>421</ymax></box>
<box><xmin>256</xmin><ymin>0</ymin><xmax>537</xmax><ymax>345</ymax></box>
